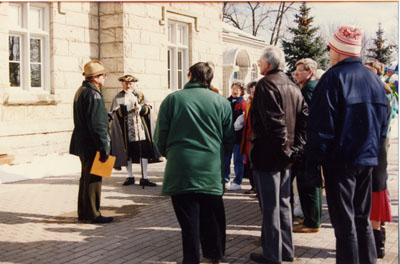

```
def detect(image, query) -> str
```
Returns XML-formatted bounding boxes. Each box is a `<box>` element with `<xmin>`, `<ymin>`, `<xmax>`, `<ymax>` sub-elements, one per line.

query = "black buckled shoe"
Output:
<box><xmin>122</xmin><ymin>177</ymin><xmax>135</xmax><ymax>186</ymax></box>
<box><xmin>140</xmin><ymin>178</ymin><xmax>157</xmax><ymax>187</ymax></box>
<box><xmin>91</xmin><ymin>215</ymin><xmax>113</xmax><ymax>224</ymax></box>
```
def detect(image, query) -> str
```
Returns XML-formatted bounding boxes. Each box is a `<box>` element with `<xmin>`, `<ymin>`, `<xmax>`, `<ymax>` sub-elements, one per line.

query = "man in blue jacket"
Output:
<box><xmin>306</xmin><ymin>26</ymin><xmax>388</xmax><ymax>264</ymax></box>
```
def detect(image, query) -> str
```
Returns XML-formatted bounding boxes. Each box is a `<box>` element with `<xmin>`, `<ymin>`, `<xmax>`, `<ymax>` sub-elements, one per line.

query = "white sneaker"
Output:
<box><xmin>228</xmin><ymin>183</ymin><xmax>241</xmax><ymax>191</ymax></box>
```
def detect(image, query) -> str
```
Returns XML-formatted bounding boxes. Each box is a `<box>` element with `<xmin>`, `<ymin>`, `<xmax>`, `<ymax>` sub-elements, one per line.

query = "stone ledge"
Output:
<box><xmin>0</xmin><ymin>119</ymin><xmax>73</xmax><ymax>137</ymax></box>
<box><xmin>3</xmin><ymin>92</ymin><xmax>61</xmax><ymax>105</ymax></box>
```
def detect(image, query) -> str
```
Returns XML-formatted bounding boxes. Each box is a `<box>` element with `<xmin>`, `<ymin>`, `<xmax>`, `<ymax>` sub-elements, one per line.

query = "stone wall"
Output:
<box><xmin>0</xmin><ymin>2</ymin><xmax>99</xmax><ymax>163</ymax></box>
<box><xmin>0</xmin><ymin>2</ymin><xmax>225</xmax><ymax>164</ymax></box>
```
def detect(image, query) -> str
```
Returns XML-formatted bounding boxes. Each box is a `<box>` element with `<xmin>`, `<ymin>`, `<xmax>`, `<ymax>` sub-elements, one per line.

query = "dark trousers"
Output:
<box><xmin>254</xmin><ymin>170</ymin><xmax>294</xmax><ymax>262</ymax></box>
<box><xmin>244</xmin><ymin>161</ymin><xmax>255</xmax><ymax>190</ymax></box>
<box><xmin>171</xmin><ymin>193</ymin><xmax>226</xmax><ymax>264</ymax></box>
<box><xmin>324</xmin><ymin>165</ymin><xmax>377</xmax><ymax>264</ymax></box>
<box><xmin>78</xmin><ymin>155</ymin><xmax>102</xmax><ymax>220</ymax></box>
<box><xmin>297</xmin><ymin>185</ymin><xmax>322</xmax><ymax>228</ymax></box>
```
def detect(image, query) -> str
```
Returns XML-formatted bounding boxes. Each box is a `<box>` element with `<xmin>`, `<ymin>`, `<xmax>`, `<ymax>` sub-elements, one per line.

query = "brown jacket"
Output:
<box><xmin>250</xmin><ymin>69</ymin><xmax>308</xmax><ymax>172</ymax></box>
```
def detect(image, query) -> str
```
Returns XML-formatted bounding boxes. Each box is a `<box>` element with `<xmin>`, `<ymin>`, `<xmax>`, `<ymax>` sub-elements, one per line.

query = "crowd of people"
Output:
<box><xmin>69</xmin><ymin>24</ymin><xmax>397</xmax><ymax>264</ymax></box>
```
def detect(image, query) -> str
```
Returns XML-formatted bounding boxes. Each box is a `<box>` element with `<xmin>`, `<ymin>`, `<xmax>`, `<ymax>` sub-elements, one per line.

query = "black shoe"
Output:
<box><xmin>204</xmin><ymin>257</ymin><xmax>228</xmax><ymax>263</ymax></box>
<box><xmin>140</xmin><ymin>178</ymin><xmax>157</xmax><ymax>187</ymax></box>
<box><xmin>91</xmin><ymin>215</ymin><xmax>113</xmax><ymax>224</ymax></box>
<box><xmin>244</xmin><ymin>188</ymin><xmax>256</xmax><ymax>194</ymax></box>
<box><xmin>282</xmin><ymin>257</ymin><xmax>294</xmax><ymax>262</ymax></box>
<box><xmin>122</xmin><ymin>177</ymin><xmax>135</xmax><ymax>186</ymax></box>
<box><xmin>78</xmin><ymin>217</ymin><xmax>90</xmax><ymax>223</ymax></box>
<box><xmin>114</xmin><ymin>166</ymin><xmax>122</xmax><ymax>171</ymax></box>
<box><xmin>250</xmin><ymin>253</ymin><xmax>281</xmax><ymax>264</ymax></box>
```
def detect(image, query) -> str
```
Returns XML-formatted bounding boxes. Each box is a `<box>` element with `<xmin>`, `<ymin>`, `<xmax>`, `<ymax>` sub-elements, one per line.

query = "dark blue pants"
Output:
<box><xmin>254</xmin><ymin>170</ymin><xmax>294</xmax><ymax>262</ymax></box>
<box><xmin>171</xmin><ymin>193</ymin><xmax>226</xmax><ymax>264</ymax></box>
<box><xmin>324</xmin><ymin>165</ymin><xmax>377</xmax><ymax>264</ymax></box>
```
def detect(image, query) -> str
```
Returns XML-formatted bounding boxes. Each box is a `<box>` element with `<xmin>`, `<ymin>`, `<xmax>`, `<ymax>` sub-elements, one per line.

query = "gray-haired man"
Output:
<box><xmin>249</xmin><ymin>46</ymin><xmax>308</xmax><ymax>263</ymax></box>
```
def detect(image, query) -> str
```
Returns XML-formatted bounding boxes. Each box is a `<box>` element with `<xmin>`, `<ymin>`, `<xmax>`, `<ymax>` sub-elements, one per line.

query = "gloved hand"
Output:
<box><xmin>119</xmin><ymin>104</ymin><xmax>128</xmax><ymax>115</ymax></box>
<box><xmin>99</xmin><ymin>150</ymin><xmax>109</xmax><ymax>163</ymax></box>
<box><xmin>107</xmin><ymin>112</ymin><xmax>113</xmax><ymax>122</ymax></box>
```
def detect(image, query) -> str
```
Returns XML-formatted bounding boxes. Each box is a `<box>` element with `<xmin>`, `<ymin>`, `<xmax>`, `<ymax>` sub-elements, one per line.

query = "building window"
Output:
<box><xmin>167</xmin><ymin>20</ymin><xmax>189</xmax><ymax>91</ymax></box>
<box><xmin>8</xmin><ymin>3</ymin><xmax>50</xmax><ymax>92</ymax></box>
<box><xmin>251</xmin><ymin>63</ymin><xmax>258</xmax><ymax>81</ymax></box>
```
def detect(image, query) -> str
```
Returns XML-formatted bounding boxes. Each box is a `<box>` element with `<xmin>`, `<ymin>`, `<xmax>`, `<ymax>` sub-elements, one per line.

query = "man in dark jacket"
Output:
<box><xmin>249</xmin><ymin>46</ymin><xmax>308</xmax><ymax>264</ymax></box>
<box><xmin>292</xmin><ymin>58</ymin><xmax>322</xmax><ymax>234</ymax></box>
<box><xmin>306</xmin><ymin>26</ymin><xmax>388</xmax><ymax>264</ymax></box>
<box><xmin>70</xmin><ymin>60</ymin><xmax>113</xmax><ymax>224</ymax></box>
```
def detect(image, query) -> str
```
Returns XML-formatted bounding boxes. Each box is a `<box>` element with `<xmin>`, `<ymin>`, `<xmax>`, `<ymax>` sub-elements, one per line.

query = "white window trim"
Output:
<box><xmin>8</xmin><ymin>2</ymin><xmax>50</xmax><ymax>94</ymax></box>
<box><xmin>251</xmin><ymin>63</ymin><xmax>258</xmax><ymax>81</ymax></box>
<box><xmin>167</xmin><ymin>20</ymin><xmax>189</xmax><ymax>91</ymax></box>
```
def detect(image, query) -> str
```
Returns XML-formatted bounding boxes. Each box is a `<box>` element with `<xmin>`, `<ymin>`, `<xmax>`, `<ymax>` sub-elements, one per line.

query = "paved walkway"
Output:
<box><xmin>0</xmin><ymin>138</ymin><xmax>397</xmax><ymax>264</ymax></box>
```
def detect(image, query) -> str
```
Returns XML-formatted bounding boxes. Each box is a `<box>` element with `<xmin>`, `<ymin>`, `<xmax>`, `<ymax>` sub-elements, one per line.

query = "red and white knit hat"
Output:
<box><xmin>329</xmin><ymin>26</ymin><xmax>362</xmax><ymax>57</ymax></box>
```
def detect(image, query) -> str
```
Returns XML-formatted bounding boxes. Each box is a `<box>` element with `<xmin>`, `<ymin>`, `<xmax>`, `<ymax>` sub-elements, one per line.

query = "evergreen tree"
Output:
<box><xmin>281</xmin><ymin>2</ymin><xmax>328</xmax><ymax>74</ymax></box>
<box><xmin>367</xmin><ymin>23</ymin><xmax>394</xmax><ymax>65</ymax></box>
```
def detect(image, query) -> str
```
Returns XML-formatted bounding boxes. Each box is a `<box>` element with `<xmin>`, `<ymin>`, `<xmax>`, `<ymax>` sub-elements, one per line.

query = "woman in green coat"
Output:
<box><xmin>154</xmin><ymin>62</ymin><xmax>234</xmax><ymax>264</ymax></box>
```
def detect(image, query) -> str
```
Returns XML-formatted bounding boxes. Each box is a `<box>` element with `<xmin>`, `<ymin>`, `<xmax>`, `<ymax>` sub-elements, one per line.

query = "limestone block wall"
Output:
<box><xmin>100</xmin><ymin>2</ymin><xmax>224</xmax><ymax>118</ymax></box>
<box><xmin>0</xmin><ymin>2</ymin><xmax>100</xmax><ymax>163</ymax></box>
<box><xmin>0</xmin><ymin>2</ymin><xmax>225</xmax><ymax>164</ymax></box>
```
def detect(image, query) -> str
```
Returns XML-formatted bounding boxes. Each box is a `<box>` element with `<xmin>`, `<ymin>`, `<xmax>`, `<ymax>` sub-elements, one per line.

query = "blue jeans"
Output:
<box><xmin>224</xmin><ymin>144</ymin><xmax>244</xmax><ymax>184</ymax></box>
<box><xmin>254</xmin><ymin>169</ymin><xmax>294</xmax><ymax>262</ymax></box>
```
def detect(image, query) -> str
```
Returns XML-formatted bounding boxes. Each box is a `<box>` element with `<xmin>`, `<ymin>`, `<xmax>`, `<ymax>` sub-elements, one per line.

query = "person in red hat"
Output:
<box><xmin>306</xmin><ymin>26</ymin><xmax>388</xmax><ymax>264</ymax></box>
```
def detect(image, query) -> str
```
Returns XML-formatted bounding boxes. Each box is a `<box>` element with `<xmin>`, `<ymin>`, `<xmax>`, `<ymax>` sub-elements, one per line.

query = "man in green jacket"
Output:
<box><xmin>70</xmin><ymin>60</ymin><xmax>113</xmax><ymax>224</ymax></box>
<box><xmin>154</xmin><ymin>62</ymin><xmax>234</xmax><ymax>264</ymax></box>
<box><xmin>292</xmin><ymin>58</ymin><xmax>322</xmax><ymax>233</ymax></box>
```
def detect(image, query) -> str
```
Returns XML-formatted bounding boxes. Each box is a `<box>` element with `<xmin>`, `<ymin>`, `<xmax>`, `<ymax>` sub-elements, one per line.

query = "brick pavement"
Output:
<box><xmin>0</xmin><ymin>138</ymin><xmax>397</xmax><ymax>264</ymax></box>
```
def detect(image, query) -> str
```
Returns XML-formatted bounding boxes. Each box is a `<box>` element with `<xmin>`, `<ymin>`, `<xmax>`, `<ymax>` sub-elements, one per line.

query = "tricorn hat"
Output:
<box><xmin>82</xmin><ymin>60</ymin><xmax>107</xmax><ymax>77</ymax></box>
<box><xmin>118</xmin><ymin>74</ymin><xmax>139</xmax><ymax>82</ymax></box>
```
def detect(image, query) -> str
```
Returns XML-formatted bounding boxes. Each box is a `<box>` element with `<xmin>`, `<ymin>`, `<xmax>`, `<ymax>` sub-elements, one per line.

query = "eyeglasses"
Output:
<box><xmin>327</xmin><ymin>45</ymin><xmax>330</xmax><ymax>52</ymax></box>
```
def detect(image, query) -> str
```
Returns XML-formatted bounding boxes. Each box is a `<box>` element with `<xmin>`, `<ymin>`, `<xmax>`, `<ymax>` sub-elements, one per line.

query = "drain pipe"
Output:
<box><xmin>98</xmin><ymin>2</ymin><xmax>101</xmax><ymax>60</ymax></box>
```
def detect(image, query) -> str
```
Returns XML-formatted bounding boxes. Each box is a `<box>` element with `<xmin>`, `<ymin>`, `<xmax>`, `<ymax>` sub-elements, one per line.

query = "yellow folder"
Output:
<box><xmin>90</xmin><ymin>152</ymin><xmax>116</xmax><ymax>178</ymax></box>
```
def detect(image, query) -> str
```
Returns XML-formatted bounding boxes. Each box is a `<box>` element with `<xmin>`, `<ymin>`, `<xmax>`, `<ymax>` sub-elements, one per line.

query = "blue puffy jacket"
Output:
<box><xmin>305</xmin><ymin>57</ymin><xmax>388</xmax><ymax>168</ymax></box>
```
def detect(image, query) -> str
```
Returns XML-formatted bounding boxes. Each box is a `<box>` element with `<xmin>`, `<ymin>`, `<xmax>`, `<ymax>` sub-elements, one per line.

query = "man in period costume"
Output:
<box><xmin>110</xmin><ymin>74</ymin><xmax>160</xmax><ymax>187</ymax></box>
<box><xmin>70</xmin><ymin>60</ymin><xmax>113</xmax><ymax>224</ymax></box>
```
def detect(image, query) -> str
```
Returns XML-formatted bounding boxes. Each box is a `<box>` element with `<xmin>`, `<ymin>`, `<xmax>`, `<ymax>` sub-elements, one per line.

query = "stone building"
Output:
<box><xmin>1</xmin><ymin>2</ymin><xmax>265</xmax><ymax>164</ymax></box>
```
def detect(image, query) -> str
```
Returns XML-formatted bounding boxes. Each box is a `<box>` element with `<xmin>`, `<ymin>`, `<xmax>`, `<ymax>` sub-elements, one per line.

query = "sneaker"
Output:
<box><xmin>292</xmin><ymin>224</ymin><xmax>319</xmax><ymax>233</ymax></box>
<box><xmin>228</xmin><ymin>183</ymin><xmax>241</xmax><ymax>191</ymax></box>
<box><xmin>249</xmin><ymin>253</ymin><xmax>280</xmax><ymax>264</ymax></box>
<box><xmin>122</xmin><ymin>177</ymin><xmax>135</xmax><ymax>186</ymax></box>
<box><xmin>91</xmin><ymin>215</ymin><xmax>113</xmax><ymax>224</ymax></box>
<box><xmin>140</xmin><ymin>178</ymin><xmax>157</xmax><ymax>187</ymax></box>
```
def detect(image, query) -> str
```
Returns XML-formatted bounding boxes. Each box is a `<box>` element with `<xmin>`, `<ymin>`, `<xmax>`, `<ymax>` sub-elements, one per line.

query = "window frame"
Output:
<box><xmin>167</xmin><ymin>20</ymin><xmax>189</xmax><ymax>91</ymax></box>
<box><xmin>251</xmin><ymin>63</ymin><xmax>258</xmax><ymax>81</ymax></box>
<box><xmin>8</xmin><ymin>2</ymin><xmax>50</xmax><ymax>93</ymax></box>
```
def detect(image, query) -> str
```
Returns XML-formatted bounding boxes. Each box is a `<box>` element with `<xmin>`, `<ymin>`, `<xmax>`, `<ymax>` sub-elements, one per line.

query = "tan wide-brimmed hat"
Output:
<box><xmin>82</xmin><ymin>60</ymin><xmax>107</xmax><ymax>77</ymax></box>
<box><xmin>118</xmin><ymin>74</ymin><xmax>139</xmax><ymax>82</ymax></box>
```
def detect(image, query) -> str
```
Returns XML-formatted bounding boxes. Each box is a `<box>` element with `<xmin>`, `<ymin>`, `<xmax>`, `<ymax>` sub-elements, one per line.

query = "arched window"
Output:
<box><xmin>251</xmin><ymin>63</ymin><xmax>258</xmax><ymax>81</ymax></box>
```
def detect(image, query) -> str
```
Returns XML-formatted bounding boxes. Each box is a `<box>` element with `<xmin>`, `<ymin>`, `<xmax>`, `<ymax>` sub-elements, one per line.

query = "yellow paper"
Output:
<box><xmin>90</xmin><ymin>152</ymin><xmax>116</xmax><ymax>178</ymax></box>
